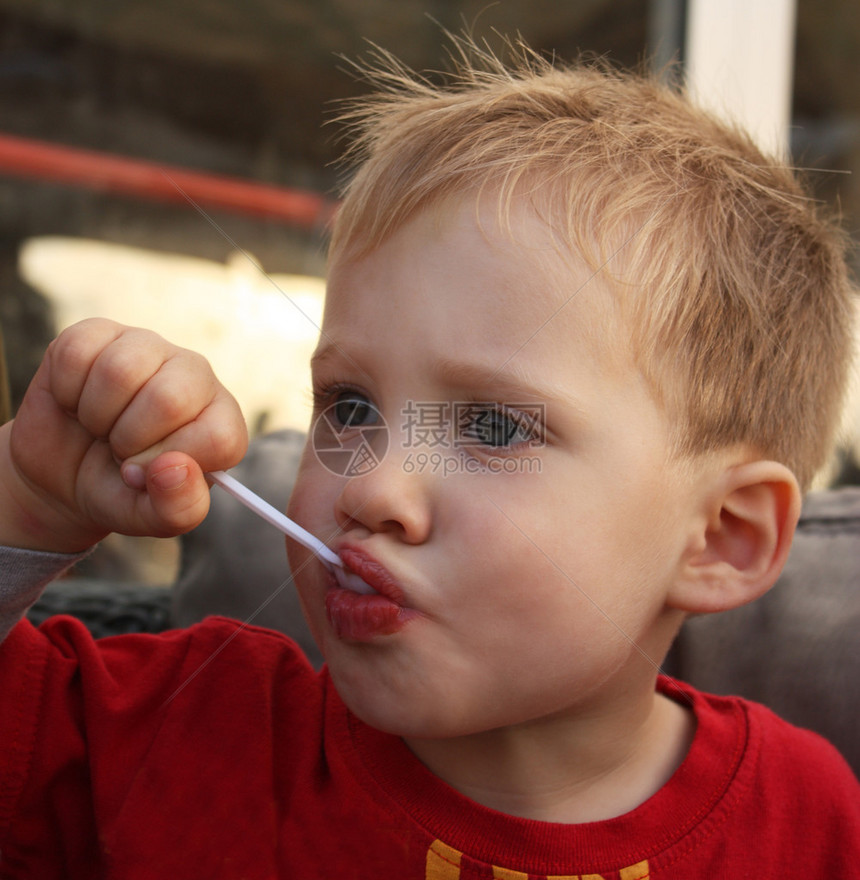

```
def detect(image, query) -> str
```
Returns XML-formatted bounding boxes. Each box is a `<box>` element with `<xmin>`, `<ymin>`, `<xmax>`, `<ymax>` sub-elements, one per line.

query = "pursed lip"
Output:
<box><xmin>332</xmin><ymin>543</ymin><xmax>410</xmax><ymax>606</ymax></box>
<box><xmin>325</xmin><ymin>543</ymin><xmax>417</xmax><ymax>640</ymax></box>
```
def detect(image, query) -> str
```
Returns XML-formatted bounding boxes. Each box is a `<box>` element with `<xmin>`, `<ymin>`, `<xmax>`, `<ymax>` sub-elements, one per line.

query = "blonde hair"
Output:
<box><xmin>330</xmin><ymin>39</ymin><xmax>857</xmax><ymax>490</ymax></box>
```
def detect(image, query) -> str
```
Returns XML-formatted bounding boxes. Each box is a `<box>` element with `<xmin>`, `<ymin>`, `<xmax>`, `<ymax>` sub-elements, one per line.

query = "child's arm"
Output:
<box><xmin>0</xmin><ymin>318</ymin><xmax>248</xmax><ymax>555</ymax></box>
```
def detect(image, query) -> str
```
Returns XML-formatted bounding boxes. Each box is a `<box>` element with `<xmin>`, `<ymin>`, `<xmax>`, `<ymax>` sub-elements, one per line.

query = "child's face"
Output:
<box><xmin>287</xmin><ymin>196</ymin><xmax>700</xmax><ymax>738</ymax></box>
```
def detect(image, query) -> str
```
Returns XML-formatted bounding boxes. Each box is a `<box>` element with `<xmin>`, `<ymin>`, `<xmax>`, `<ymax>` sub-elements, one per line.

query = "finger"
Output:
<box><xmin>75</xmin><ymin>327</ymin><xmax>179</xmax><ymax>441</ymax></box>
<box><xmin>12</xmin><ymin>355</ymin><xmax>101</xmax><ymax>505</ymax></box>
<box><xmin>139</xmin><ymin>451</ymin><xmax>213</xmax><ymax>536</ymax></box>
<box><xmin>82</xmin><ymin>449</ymin><xmax>212</xmax><ymax>538</ymax></box>
<box><xmin>121</xmin><ymin>388</ymin><xmax>248</xmax><ymax>478</ymax></box>
<box><xmin>48</xmin><ymin>319</ymin><xmax>126</xmax><ymax>416</ymax></box>
<box><xmin>106</xmin><ymin>346</ymin><xmax>221</xmax><ymax>460</ymax></box>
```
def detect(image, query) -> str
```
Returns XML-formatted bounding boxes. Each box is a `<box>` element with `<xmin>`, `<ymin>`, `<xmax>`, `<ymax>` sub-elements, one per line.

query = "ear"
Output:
<box><xmin>668</xmin><ymin>460</ymin><xmax>801</xmax><ymax>614</ymax></box>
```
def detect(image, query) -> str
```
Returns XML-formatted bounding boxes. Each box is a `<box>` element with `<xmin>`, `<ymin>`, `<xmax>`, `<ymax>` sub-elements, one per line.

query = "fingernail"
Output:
<box><xmin>151</xmin><ymin>464</ymin><xmax>189</xmax><ymax>491</ymax></box>
<box><xmin>122</xmin><ymin>463</ymin><xmax>146</xmax><ymax>491</ymax></box>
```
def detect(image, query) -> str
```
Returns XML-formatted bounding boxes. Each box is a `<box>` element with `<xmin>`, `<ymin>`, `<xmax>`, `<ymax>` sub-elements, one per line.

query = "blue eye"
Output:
<box><xmin>332</xmin><ymin>391</ymin><xmax>378</xmax><ymax>429</ymax></box>
<box><xmin>458</xmin><ymin>405</ymin><xmax>538</xmax><ymax>449</ymax></box>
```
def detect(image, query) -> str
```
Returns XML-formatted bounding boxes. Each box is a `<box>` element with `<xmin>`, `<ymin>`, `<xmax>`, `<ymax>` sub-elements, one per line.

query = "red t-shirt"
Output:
<box><xmin>0</xmin><ymin>614</ymin><xmax>857</xmax><ymax>878</ymax></box>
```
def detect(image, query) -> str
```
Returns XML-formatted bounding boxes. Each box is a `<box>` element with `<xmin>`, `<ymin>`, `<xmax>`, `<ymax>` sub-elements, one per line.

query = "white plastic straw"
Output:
<box><xmin>208</xmin><ymin>469</ymin><xmax>342</xmax><ymax>569</ymax></box>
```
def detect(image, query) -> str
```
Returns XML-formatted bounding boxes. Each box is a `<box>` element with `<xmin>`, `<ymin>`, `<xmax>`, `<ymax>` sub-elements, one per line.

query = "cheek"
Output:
<box><xmin>440</xmin><ymin>499</ymin><xmax>579</xmax><ymax>628</ymax></box>
<box><xmin>454</xmin><ymin>493</ymin><xmax>646</xmax><ymax>646</ymax></box>
<box><xmin>284</xmin><ymin>479</ymin><xmax>313</xmax><ymax>573</ymax></box>
<box><xmin>284</xmin><ymin>459</ymin><xmax>338</xmax><ymax>608</ymax></box>
<box><xmin>284</xmin><ymin>476</ymin><xmax>312</xmax><ymax>528</ymax></box>
<box><xmin>285</xmin><ymin>447</ymin><xmax>342</xmax><ymax>541</ymax></box>
<box><xmin>285</xmin><ymin>444</ymin><xmax>322</xmax><ymax>517</ymax></box>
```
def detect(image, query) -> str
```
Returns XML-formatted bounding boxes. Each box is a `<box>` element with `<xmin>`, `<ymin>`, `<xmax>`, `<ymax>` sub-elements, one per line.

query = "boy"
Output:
<box><xmin>0</xmin><ymin>41</ymin><xmax>858</xmax><ymax>878</ymax></box>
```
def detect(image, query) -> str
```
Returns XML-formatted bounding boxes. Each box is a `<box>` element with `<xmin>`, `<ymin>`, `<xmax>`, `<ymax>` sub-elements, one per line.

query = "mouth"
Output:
<box><xmin>325</xmin><ymin>545</ymin><xmax>415</xmax><ymax>640</ymax></box>
<box><xmin>333</xmin><ymin>566</ymin><xmax>376</xmax><ymax>595</ymax></box>
<box><xmin>335</xmin><ymin>545</ymin><xmax>409</xmax><ymax>603</ymax></box>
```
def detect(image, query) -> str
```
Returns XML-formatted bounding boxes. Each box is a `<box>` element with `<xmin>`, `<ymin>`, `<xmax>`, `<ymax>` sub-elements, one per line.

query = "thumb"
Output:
<box><xmin>121</xmin><ymin>451</ymin><xmax>211</xmax><ymax>536</ymax></box>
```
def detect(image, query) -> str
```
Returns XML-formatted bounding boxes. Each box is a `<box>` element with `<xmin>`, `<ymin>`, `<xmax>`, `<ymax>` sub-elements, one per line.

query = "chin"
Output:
<box><xmin>328</xmin><ymin>666</ymin><xmax>474</xmax><ymax>740</ymax></box>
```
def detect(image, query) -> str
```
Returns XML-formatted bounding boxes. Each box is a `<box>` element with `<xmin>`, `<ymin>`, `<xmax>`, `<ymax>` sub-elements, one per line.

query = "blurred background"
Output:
<box><xmin>1</xmin><ymin>0</ymin><xmax>858</xmax><ymax>583</ymax></box>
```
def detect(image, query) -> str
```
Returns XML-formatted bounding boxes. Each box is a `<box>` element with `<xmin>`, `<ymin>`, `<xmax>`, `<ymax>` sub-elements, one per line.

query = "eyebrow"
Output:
<box><xmin>309</xmin><ymin>344</ymin><xmax>339</xmax><ymax>373</ymax></box>
<box><xmin>430</xmin><ymin>356</ymin><xmax>575</xmax><ymax>410</ymax></box>
<box><xmin>309</xmin><ymin>342</ymin><xmax>372</xmax><ymax>384</ymax></box>
<box><xmin>310</xmin><ymin>345</ymin><xmax>579</xmax><ymax>412</ymax></box>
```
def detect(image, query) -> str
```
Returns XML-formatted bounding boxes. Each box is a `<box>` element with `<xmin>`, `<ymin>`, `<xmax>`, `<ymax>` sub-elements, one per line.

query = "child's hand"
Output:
<box><xmin>0</xmin><ymin>319</ymin><xmax>248</xmax><ymax>553</ymax></box>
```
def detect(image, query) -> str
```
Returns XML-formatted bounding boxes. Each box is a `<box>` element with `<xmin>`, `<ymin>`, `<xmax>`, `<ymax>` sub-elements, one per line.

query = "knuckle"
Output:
<box><xmin>182</xmin><ymin>348</ymin><xmax>211</xmax><ymax>370</ymax></box>
<box><xmin>153</xmin><ymin>382</ymin><xmax>195</xmax><ymax>424</ymax></box>
<box><xmin>51</xmin><ymin>326</ymin><xmax>98</xmax><ymax>379</ymax></box>
<box><xmin>99</xmin><ymin>346</ymin><xmax>144</xmax><ymax>393</ymax></box>
<box><xmin>206</xmin><ymin>414</ymin><xmax>247</xmax><ymax>465</ymax></box>
<box><xmin>180</xmin><ymin>350</ymin><xmax>218</xmax><ymax>387</ymax></box>
<box><xmin>54</xmin><ymin>319</ymin><xmax>118</xmax><ymax>357</ymax></box>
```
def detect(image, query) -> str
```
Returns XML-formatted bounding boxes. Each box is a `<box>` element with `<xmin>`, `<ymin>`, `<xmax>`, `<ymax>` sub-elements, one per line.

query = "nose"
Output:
<box><xmin>334</xmin><ymin>443</ymin><xmax>432</xmax><ymax>544</ymax></box>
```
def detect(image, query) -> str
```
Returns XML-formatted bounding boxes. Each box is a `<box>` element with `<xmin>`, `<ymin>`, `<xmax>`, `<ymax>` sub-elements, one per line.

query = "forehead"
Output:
<box><xmin>324</xmin><ymin>194</ymin><xmax>631</xmax><ymax>376</ymax></box>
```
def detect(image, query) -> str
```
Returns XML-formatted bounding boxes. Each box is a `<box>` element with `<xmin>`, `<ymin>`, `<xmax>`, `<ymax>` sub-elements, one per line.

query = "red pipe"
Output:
<box><xmin>0</xmin><ymin>132</ymin><xmax>337</xmax><ymax>229</ymax></box>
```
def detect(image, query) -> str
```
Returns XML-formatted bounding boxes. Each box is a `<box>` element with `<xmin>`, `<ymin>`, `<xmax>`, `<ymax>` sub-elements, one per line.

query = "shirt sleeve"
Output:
<box><xmin>0</xmin><ymin>545</ymin><xmax>89</xmax><ymax>643</ymax></box>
